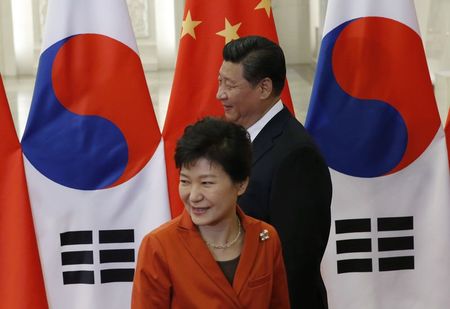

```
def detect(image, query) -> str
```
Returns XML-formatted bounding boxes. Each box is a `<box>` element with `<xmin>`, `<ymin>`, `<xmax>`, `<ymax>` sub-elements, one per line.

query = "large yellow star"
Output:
<box><xmin>255</xmin><ymin>0</ymin><xmax>272</xmax><ymax>18</ymax></box>
<box><xmin>181</xmin><ymin>10</ymin><xmax>202</xmax><ymax>39</ymax></box>
<box><xmin>216</xmin><ymin>18</ymin><xmax>241</xmax><ymax>44</ymax></box>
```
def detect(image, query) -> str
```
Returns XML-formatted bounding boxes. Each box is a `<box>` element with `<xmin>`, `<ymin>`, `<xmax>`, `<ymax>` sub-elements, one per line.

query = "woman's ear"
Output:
<box><xmin>259</xmin><ymin>77</ymin><xmax>273</xmax><ymax>100</ymax></box>
<box><xmin>237</xmin><ymin>177</ymin><xmax>249</xmax><ymax>196</ymax></box>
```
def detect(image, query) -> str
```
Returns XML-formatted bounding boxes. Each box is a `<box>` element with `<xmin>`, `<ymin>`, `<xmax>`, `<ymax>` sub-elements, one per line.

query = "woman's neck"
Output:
<box><xmin>198</xmin><ymin>214</ymin><xmax>244</xmax><ymax>261</ymax></box>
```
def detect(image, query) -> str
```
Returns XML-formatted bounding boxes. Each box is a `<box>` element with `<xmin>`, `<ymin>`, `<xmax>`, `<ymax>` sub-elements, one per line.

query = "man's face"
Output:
<box><xmin>216</xmin><ymin>61</ymin><xmax>264</xmax><ymax>129</ymax></box>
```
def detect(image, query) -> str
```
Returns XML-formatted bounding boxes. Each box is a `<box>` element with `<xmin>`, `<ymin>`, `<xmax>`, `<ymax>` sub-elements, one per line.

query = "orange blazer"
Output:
<box><xmin>131</xmin><ymin>207</ymin><xmax>290</xmax><ymax>309</ymax></box>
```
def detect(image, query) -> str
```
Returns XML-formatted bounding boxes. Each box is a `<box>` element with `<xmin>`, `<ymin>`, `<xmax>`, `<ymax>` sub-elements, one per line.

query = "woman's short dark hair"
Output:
<box><xmin>222</xmin><ymin>35</ymin><xmax>286</xmax><ymax>97</ymax></box>
<box><xmin>175</xmin><ymin>117</ymin><xmax>252</xmax><ymax>183</ymax></box>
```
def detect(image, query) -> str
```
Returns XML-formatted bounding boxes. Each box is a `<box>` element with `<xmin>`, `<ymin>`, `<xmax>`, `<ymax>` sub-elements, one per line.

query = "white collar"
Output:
<box><xmin>247</xmin><ymin>101</ymin><xmax>283</xmax><ymax>142</ymax></box>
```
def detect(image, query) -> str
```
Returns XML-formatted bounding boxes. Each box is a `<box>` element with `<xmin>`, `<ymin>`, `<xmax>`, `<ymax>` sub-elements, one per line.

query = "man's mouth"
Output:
<box><xmin>222</xmin><ymin>104</ymin><xmax>233</xmax><ymax>111</ymax></box>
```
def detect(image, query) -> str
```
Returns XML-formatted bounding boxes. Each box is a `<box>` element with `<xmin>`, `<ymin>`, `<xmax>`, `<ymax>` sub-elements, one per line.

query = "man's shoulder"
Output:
<box><xmin>269</xmin><ymin>110</ymin><xmax>317</xmax><ymax>148</ymax></box>
<box><xmin>283</xmin><ymin>115</ymin><xmax>310</xmax><ymax>137</ymax></box>
<box><xmin>252</xmin><ymin>107</ymin><xmax>325</xmax><ymax>167</ymax></box>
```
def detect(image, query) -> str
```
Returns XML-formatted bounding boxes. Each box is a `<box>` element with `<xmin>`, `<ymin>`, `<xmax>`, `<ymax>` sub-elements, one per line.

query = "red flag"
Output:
<box><xmin>446</xmin><ymin>108</ymin><xmax>450</xmax><ymax>167</ymax></box>
<box><xmin>0</xmin><ymin>76</ymin><xmax>48</xmax><ymax>308</ymax></box>
<box><xmin>163</xmin><ymin>0</ymin><xmax>294</xmax><ymax>216</ymax></box>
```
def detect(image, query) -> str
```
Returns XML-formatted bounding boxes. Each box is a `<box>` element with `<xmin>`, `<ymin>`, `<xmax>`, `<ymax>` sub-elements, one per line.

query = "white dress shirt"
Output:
<box><xmin>247</xmin><ymin>101</ymin><xmax>284</xmax><ymax>142</ymax></box>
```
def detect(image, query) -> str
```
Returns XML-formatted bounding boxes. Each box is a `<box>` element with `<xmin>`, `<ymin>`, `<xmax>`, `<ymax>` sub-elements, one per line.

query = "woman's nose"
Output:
<box><xmin>189</xmin><ymin>185</ymin><xmax>203</xmax><ymax>203</ymax></box>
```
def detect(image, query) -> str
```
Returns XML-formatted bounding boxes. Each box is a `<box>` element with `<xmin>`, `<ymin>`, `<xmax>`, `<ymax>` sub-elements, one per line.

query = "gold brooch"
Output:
<box><xmin>259</xmin><ymin>229</ymin><xmax>269</xmax><ymax>241</ymax></box>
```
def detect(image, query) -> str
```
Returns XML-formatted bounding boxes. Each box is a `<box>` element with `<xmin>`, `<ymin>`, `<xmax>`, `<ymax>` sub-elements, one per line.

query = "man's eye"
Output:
<box><xmin>225</xmin><ymin>84</ymin><xmax>236</xmax><ymax>91</ymax></box>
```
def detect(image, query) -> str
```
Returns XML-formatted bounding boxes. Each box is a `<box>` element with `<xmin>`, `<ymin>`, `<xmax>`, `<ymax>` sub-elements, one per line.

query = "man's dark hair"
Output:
<box><xmin>222</xmin><ymin>35</ymin><xmax>286</xmax><ymax>97</ymax></box>
<box><xmin>175</xmin><ymin>117</ymin><xmax>252</xmax><ymax>183</ymax></box>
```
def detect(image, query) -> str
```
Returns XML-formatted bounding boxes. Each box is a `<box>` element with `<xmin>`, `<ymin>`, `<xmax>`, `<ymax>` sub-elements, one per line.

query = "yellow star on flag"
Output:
<box><xmin>181</xmin><ymin>10</ymin><xmax>202</xmax><ymax>39</ymax></box>
<box><xmin>255</xmin><ymin>0</ymin><xmax>272</xmax><ymax>18</ymax></box>
<box><xmin>216</xmin><ymin>18</ymin><xmax>241</xmax><ymax>44</ymax></box>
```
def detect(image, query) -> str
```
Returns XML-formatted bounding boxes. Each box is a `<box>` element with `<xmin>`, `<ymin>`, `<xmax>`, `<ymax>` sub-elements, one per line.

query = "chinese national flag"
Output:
<box><xmin>163</xmin><ymin>0</ymin><xmax>294</xmax><ymax>216</ymax></box>
<box><xmin>0</xmin><ymin>76</ymin><xmax>48</xmax><ymax>308</ymax></box>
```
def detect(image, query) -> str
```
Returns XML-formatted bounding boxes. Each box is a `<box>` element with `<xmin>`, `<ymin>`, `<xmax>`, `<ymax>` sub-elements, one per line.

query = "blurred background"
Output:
<box><xmin>1</xmin><ymin>0</ymin><xmax>449</xmax><ymax>137</ymax></box>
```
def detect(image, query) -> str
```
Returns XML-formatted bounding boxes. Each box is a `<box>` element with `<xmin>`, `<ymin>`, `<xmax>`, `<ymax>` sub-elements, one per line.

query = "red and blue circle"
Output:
<box><xmin>22</xmin><ymin>34</ymin><xmax>160</xmax><ymax>190</ymax></box>
<box><xmin>306</xmin><ymin>17</ymin><xmax>441</xmax><ymax>177</ymax></box>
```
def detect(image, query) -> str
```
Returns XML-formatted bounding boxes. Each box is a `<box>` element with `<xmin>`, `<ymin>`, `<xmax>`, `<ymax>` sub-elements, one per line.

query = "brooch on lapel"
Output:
<box><xmin>259</xmin><ymin>229</ymin><xmax>269</xmax><ymax>241</ymax></box>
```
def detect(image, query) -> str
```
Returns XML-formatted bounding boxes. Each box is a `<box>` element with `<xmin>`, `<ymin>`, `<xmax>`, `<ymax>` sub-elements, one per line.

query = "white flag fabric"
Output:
<box><xmin>21</xmin><ymin>1</ymin><xmax>171</xmax><ymax>308</ymax></box>
<box><xmin>306</xmin><ymin>0</ymin><xmax>450</xmax><ymax>308</ymax></box>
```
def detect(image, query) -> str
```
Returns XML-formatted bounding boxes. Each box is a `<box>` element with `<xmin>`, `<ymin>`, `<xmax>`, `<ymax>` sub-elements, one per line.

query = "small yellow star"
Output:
<box><xmin>216</xmin><ymin>18</ymin><xmax>242</xmax><ymax>44</ymax></box>
<box><xmin>255</xmin><ymin>0</ymin><xmax>272</xmax><ymax>18</ymax></box>
<box><xmin>181</xmin><ymin>10</ymin><xmax>202</xmax><ymax>39</ymax></box>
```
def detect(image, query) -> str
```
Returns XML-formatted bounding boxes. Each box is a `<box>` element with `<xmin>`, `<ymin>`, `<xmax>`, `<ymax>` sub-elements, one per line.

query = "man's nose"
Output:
<box><xmin>216</xmin><ymin>85</ymin><xmax>226</xmax><ymax>100</ymax></box>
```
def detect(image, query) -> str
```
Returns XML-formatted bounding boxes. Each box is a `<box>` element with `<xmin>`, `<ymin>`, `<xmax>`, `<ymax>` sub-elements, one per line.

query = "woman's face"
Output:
<box><xmin>179</xmin><ymin>158</ymin><xmax>248</xmax><ymax>227</ymax></box>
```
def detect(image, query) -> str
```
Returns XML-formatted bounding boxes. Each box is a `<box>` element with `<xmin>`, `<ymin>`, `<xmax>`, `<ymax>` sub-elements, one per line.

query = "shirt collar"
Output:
<box><xmin>247</xmin><ymin>100</ymin><xmax>283</xmax><ymax>142</ymax></box>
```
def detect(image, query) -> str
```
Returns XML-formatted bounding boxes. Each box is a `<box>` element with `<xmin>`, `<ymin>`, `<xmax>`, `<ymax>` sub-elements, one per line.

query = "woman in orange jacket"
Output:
<box><xmin>131</xmin><ymin>117</ymin><xmax>290</xmax><ymax>308</ymax></box>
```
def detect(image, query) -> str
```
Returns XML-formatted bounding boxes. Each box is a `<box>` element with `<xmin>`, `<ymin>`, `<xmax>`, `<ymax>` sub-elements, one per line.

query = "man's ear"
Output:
<box><xmin>237</xmin><ymin>177</ymin><xmax>249</xmax><ymax>196</ymax></box>
<box><xmin>259</xmin><ymin>77</ymin><xmax>273</xmax><ymax>100</ymax></box>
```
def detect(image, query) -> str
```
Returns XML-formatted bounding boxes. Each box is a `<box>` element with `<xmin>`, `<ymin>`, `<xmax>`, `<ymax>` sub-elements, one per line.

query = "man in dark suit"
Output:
<box><xmin>217</xmin><ymin>35</ymin><xmax>332</xmax><ymax>309</ymax></box>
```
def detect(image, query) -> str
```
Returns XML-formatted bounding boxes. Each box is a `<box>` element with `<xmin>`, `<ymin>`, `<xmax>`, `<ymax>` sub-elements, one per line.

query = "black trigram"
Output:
<box><xmin>60</xmin><ymin>229</ymin><xmax>135</xmax><ymax>285</ymax></box>
<box><xmin>99</xmin><ymin>229</ymin><xmax>135</xmax><ymax>283</ymax></box>
<box><xmin>335</xmin><ymin>216</ymin><xmax>414</xmax><ymax>274</ymax></box>
<box><xmin>377</xmin><ymin>217</ymin><xmax>414</xmax><ymax>272</ymax></box>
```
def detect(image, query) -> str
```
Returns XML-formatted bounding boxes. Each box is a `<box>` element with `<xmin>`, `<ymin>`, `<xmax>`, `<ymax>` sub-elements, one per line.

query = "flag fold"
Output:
<box><xmin>0</xmin><ymin>75</ymin><xmax>48</xmax><ymax>308</ymax></box>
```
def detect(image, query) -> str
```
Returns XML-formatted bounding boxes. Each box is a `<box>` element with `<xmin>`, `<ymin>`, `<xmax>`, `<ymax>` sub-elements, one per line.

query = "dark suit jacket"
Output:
<box><xmin>132</xmin><ymin>207</ymin><xmax>290</xmax><ymax>309</ymax></box>
<box><xmin>238</xmin><ymin>106</ymin><xmax>332</xmax><ymax>309</ymax></box>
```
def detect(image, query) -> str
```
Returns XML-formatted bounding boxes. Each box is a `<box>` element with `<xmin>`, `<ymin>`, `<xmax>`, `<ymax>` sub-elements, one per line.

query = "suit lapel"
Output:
<box><xmin>251</xmin><ymin>107</ymin><xmax>290</xmax><ymax>165</ymax></box>
<box><xmin>177</xmin><ymin>211</ymin><xmax>242</xmax><ymax>308</ymax></box>
<box><xmin>233</xmin><ymin>209</ymin><xmax>261</xmax><ymax>295</ymax></box>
